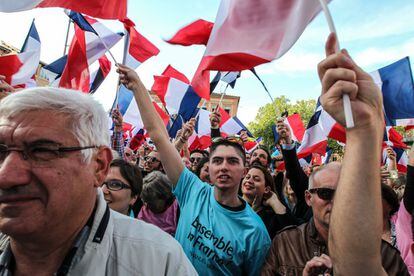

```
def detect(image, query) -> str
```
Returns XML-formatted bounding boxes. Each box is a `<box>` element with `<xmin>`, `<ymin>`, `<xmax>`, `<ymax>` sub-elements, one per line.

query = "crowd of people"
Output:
<box><xmin>0</xmin><ymin>34</ymin><xmax>412</xmax><ymax>275</ymax></box>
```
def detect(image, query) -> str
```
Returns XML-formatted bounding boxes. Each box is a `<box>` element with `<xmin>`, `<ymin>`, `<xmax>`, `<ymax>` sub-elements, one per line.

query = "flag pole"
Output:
<box><xmin>63</xmin><ymin>18</ymin><xmax>72</xmax><ymax>56</ymax></box>
<box><xmin>218</xmin><ymin>83</ymin><xmax>229</xmax><ymax>107</ymax></box>
<box><xmin>318</xmin><ymin>0</ymin><xmax>354</xmax><ymax>129</ymax></box>
<box><xmin>114</xmin><ymin>29</ymin><xmax>130</xmax><ymax>109</ymax></box>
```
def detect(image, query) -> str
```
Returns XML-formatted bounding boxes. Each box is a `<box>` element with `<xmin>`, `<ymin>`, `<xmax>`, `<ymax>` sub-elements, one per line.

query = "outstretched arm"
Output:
<box><xmin>117</xmin><ymin>65</ymin><xmax>184</xmax><ymax>186</ymax></box>
<box><xmin>320</xmin><ymin>34</ymin><xmax>386</xmax><ymax>275</ymax></box>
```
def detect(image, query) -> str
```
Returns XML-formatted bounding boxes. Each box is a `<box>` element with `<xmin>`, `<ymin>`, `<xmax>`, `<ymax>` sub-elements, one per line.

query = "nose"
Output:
<box><xmin>0</xmin><ymin>152</ymin><xmax>32</xmax><ymax>190</ymax></box>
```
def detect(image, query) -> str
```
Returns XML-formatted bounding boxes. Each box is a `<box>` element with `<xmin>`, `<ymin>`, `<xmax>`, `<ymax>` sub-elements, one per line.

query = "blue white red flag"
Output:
<box><xmin>152</xmin><ymin>65</ymin><xmax>201</xmax><ymax>121</ymax></box>
<box><xmin>191</xmin><ymin>0</ymin><xmax>329</xmax><ymax>99</ymax></box>
<box><xmin>0</xmin><ymin>20</ymin><xmax>40</xmax><ymax>87</ymax></box>
<box><xmin>370</xmin><ymin>57</ymin><xmax>414</xmax><ymax>127</ymax></box>
<box><xmin>0</xmin><ymin>0</ymin><xmax>127</xmax><ymax>20</ymax></box>
<box><xmin>121</xmin><ymin>18</ymin><xmax>160</xmax><ymax>70</ymax></box>
<box><xmin>89</xmin><ymin>55</ymin><xmax>111</xmax><ymax>94</ymax></box>
<box><xmin>59</xmin><ymin>16</ymin><xmax>123</xmax><ymax>92</ymax></box>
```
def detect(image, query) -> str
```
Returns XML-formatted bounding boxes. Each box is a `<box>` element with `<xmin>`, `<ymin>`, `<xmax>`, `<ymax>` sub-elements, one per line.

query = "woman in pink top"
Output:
<box><xmin>395</xmin><ymin>146</ymin><xmax>414</xmax><ymax>274</ymax></box>
<box><xmin>138</xmin><ymin>171</ymin><xmax>179</xmax><ymax>236</ymax></box>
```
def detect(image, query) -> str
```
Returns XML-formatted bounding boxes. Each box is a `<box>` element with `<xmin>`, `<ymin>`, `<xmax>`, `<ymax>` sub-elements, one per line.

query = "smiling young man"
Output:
<box><xmin>118</xmin><ymin>64</ymin><xmax>270</xmax><ymax>276</ymax></box>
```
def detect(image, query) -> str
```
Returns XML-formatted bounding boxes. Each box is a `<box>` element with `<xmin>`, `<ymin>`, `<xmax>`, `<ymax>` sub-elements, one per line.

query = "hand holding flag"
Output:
<box><xmin>319</xmin><ymin>34</ymin><xmax>383</xmax><ymax>133</ymax></box>
<box><xmin>0</xmin><ymin>76</ymin><xmax>14</xmax><ymax>93</ymax></box>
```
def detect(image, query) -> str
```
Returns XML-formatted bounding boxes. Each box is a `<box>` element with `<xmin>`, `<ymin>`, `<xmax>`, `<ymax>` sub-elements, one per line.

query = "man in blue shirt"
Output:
<box><xmin>118</xmin><ymin>64</ymin><xmax>270</xmax><ymax>276</ymax></box>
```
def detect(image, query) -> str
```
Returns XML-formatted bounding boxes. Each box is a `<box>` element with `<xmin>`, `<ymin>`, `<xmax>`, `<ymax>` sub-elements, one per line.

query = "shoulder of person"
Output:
<box><xmin>111</xmin><ymin>211</ymin><xmax>184</xmax><ymax>252</ymax></box>
<box><xmin>274</xmin><ymin>222</ymin><xmax>307</xmax><ymax>238</ymax></box>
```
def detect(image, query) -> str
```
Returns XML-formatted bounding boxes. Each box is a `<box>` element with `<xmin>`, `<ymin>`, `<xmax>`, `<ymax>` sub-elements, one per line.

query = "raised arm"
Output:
<box><xmin>210</xmin><ymin>107</ymin><xmax>222</xmax><ymax>138</ymax></box>
<box><xmin>277</xmin><ymin>121</ymin><xmax>309</xmax><ymax>202</ymax></box>
<box><xmin>110</xmin><ymin>108</ymin><xmax>125</xmax><ymax>159</ymax></box>
<box><xmin>320</xmin><ymin>34</ymin><xmax>386</xmax><ymax>275</ymax></box>
<box><xmin>117</xmin><ymin>65</ymin><xmax>184</xmax><ymax>185</ymax></box>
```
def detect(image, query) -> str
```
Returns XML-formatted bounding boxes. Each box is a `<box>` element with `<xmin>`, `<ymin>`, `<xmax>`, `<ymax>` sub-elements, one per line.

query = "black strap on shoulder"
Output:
<box><xmin>93</xmin><ymin>205</ymin><xmax>110</xmax><ymax>243</ymax></box>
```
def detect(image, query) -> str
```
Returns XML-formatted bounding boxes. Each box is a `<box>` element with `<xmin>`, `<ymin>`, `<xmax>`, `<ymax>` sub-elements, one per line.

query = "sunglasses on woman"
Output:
<box><xmin>103</xmin><ymin>180</ymin><xmax>131</xmax><ymax>191</ymax></box>
<box><xmin>308</xmin><ymin>187</ymin><xmax>335</xmax><ymax>201</ymax></box>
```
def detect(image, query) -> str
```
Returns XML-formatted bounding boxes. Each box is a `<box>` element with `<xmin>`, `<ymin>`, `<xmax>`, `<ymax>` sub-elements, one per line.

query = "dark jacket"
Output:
<box><xmin>261</xmin><ymin>220</ymin><xmax>409</xmax><ymax>276</ymax></box>
<box><xmin>256</xmin><ymin>206</ymin><xmax>298</xmax><ymax>239</ymax></box>
<box><xmin>281</xmin><ymin>147</ymin><xmax>312</xmax><ymax>223</ymax></box>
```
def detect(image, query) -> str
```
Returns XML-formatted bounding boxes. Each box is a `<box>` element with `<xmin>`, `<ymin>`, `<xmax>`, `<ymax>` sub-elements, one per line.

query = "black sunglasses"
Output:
<box><xmin>103</xmin><ymin>180</ymin><xmax>131</xmax><ymax>191</ymax></box>
<box><xmin>308</xmin><ymin>188</ymin><xmax>335</xmax><ymax>201</ymax></box>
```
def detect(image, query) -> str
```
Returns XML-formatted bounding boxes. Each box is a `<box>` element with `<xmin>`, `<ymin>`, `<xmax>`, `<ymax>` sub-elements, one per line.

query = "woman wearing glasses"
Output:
<box><xmin>241</xmin><ymin>163</ymin><xmax>297</xmax><ymax>238</ymax></box>
<box><xmin>102</xmin><ymin>159</ymin><xmax>143</xmax><ymax>217</ymax></box>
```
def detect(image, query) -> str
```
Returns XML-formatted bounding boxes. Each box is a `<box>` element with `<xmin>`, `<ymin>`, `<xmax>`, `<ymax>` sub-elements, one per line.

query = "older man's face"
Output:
<box><xmin>0</xmin><ymin>111</ymin><xmax>99</xmax><ymax>237</ymax></box>
<box><xmin>305</xmin><ymin>166</ymin><xmax>340</xmax><ymax>229</ymax></box>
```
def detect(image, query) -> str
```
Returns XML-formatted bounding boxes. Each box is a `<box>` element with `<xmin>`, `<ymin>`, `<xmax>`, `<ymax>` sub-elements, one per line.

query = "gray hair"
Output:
<box><xmin>0</xmin><ymin>87</ymin><xmax>110</xmax><ymax>163</ymax></box>
<box><xmin>308</xmin><ymin>162</ymin><xmax>342</xmax><ymax>189</ymax></box>
<box><xmin>141</xmin><ymin>171</ymin><xmax>174</xmax><ymax>207</ymax></box>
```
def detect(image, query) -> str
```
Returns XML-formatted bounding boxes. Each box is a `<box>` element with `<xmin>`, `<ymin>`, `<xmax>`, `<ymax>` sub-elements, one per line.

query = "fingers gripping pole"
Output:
<box><xmin>319</xmin><ymin>0</ymin><xmax>355</xmax><ymax>128</ymax></box>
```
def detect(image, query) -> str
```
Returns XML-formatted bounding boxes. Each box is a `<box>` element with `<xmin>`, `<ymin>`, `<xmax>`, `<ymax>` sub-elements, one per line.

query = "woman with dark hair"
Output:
<box><xmin>138</xmin><ymin>171</ymin><xmax>179</xmax><ymax>236</ymax></box>
<box><xmin>195</xmin><ymin>157</ymin><xmax>211</xmax><ymax>184</ymax></box>
<box><xmin>241</xmin><ymin>163</ymin><xmax>298</xmax><ymax>238</ymax></box>
<box><xmin>102</xmin><ymin>159</ymin><xmax>143</xmax><ymax>217</ymax></box>
<box><xmin>382</xmin><ymin>183</ymin><xmax>400</xmax><ymax>246</ymax></box>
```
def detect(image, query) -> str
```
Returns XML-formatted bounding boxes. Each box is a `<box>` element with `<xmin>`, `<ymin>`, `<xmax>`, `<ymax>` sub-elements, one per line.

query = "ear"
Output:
<box><xmin>264</xmin><ymin>186</ymin><xmax>271</xmax><ymax>193</ymax></box>
<box><xmin>129</xmin><ymin>194</ymin><xmax>138</xmax><ymax>206</ymax></box>
<box><xmin>304</xmin><ymin>190</ymin><xmax>312</xmax><ymax>207</ymax></box>
<box><xmin>93</xmin><ymin>146</ymin><xmax>112</xmax><ymax>188</ymax></box>
<box><xmin>242</xmin><ymin>167</ymin><xmax>248</xmax><ymax>178</ymax></box>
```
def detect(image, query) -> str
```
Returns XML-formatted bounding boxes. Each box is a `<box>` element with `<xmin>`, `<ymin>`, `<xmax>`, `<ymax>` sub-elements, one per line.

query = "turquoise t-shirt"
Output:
<box><xmin>173</xmin><ymin>168</ymin><xmax>271</xmax><ymax>276</ymax></box>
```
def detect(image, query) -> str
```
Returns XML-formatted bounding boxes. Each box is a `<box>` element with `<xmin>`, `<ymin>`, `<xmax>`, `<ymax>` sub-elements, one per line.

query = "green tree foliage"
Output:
<box><xmin>248</xmin><ymin>96</ymin><xmax>316</xmax><ymax>147</ymax></box>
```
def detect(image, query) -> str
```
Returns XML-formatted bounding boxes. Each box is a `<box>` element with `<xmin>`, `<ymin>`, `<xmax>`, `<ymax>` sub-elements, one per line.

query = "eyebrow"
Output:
<box><xmin>25</xmin><ymin>139</ymin><xmax>62</xmax><ymax>147</ymax></box>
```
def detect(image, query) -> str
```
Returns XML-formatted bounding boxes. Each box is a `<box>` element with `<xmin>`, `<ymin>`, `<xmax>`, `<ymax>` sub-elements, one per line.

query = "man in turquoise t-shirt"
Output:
<box><xmin>117</xmin><ymin>64</ymin><xmax>270</xmax><ymax>276</ymax></box>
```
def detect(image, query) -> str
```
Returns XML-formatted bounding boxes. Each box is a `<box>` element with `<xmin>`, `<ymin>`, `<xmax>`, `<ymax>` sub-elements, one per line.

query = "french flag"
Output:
<box><xmin>59</xmin><ymin>14</ymin><xmax>123</xmax><ymax>92</ymax></box>
<box><xmin>121</xmin><ymin>18</ymin><xmax>160</xmax><ymax>70</ymax></box>
<box><xmin>191</xmin><ymin>0</ymin><xmax>329</xmax><ymax>99</ymax></box>
<box><xmin>284</xmin><ymin>113</ymin><xmax>305</xmax><ymax>143</ymax></box>
<box><xmin>296</xmin><ymin>103</ymin><xmax>345</xmax><ymax>159</ymax></box>
<box><xmin>116</xmin><ymin>85</ymin><xmax>170</xmax><ymax>133</ymax></box>
<box><xmin>210</xmin><ymin>71</ymin><xmax>241</xmax><ymax>93</ymax></box>
<box><xmin>383</xmin><ymin>126</ymin><xmax>408</xmax><ymax>149</ymax></box>
<box><xmin>370</xmin><ymin>57</ymin><xmax>414</xmax><ymax>127</ymax></box>
<box><xmin>89</xmin><ymin>55</ymin><xmax>111</xmax><ymax>93</ymax></box>
<box><xmin>113</xmin><ymin>19</ymin><xmax>163</xmax><ymax>135</ymax></box>
<box><xmin>189</xmin><ymin>107</ymin><xmax>253</xmax><ymax>150</ymax></box>
<box><xmin>0</xmin><ymin>0</ymin><xmax>127</xmax><ymax>20</ymax></box>
<box><xmin>152</xmin><ymin>65</ymin><xmax>201</xmax><ymax>121</ymax></box>
<box><xmin>0</xmin><ymin>20</ymin><xmax>40</xmax><ymax>87</ymax></box>
<box><xmin>166</xmin><ymin>19</ymin><xmax>214</xmax><ymax>46</ymax></box>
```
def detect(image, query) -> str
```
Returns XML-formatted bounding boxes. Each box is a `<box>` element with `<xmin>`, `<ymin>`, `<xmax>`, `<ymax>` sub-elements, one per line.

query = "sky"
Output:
<box><xmin>0</xmin><ymin>0</ymin><xmax>414</xmax><ymax>125</ymax></box>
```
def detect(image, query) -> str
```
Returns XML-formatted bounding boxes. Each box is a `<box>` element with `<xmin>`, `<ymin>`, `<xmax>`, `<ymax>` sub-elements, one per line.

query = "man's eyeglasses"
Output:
<box><xmin>308</xmin><ymin>188</ymin><xmax>336</xmax><ymax>201</ymax></box>
<box><xmin>211</xmin><ymin>136</ymin><xmax>244</xmax><ymax>148</ymax></box>
<box><xmin>0</xmin><ymin>144</ymin><xmax>97</xmax><ymax>167</ymax></box>
<box><xmin>103</xmin><ymin>180</ymin><xmax>131</xmax><ymax>191</ymax></box>
<box><xmin>144</xmin><ymin>156</ymin><xmax>160</xmax><ymax>163</ymax></box>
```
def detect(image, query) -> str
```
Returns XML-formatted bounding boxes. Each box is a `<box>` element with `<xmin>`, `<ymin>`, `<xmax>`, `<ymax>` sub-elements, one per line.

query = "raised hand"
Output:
<box><xmin>111</xmin><ymin>108</ymin><xmax>123</xmax><ymax>130</ymax></box>
<box><xmin>276</xmin><ymin>118</ymin><xmax>292</xmax><ymax>145</ymax></box>
<box><xmin>318</xmin><ymin>33</ymin><xmax>383</xmax><ymax>131</ymax></box>
<box><xmin>209</xmin><ymin>107</ymin><xmax>221</xmax><ymax>129</ymax></box>
<box><xmin>117</xmin><ymin>64</ymin><xmax>142</xmax><ymax>91</ymax></box>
